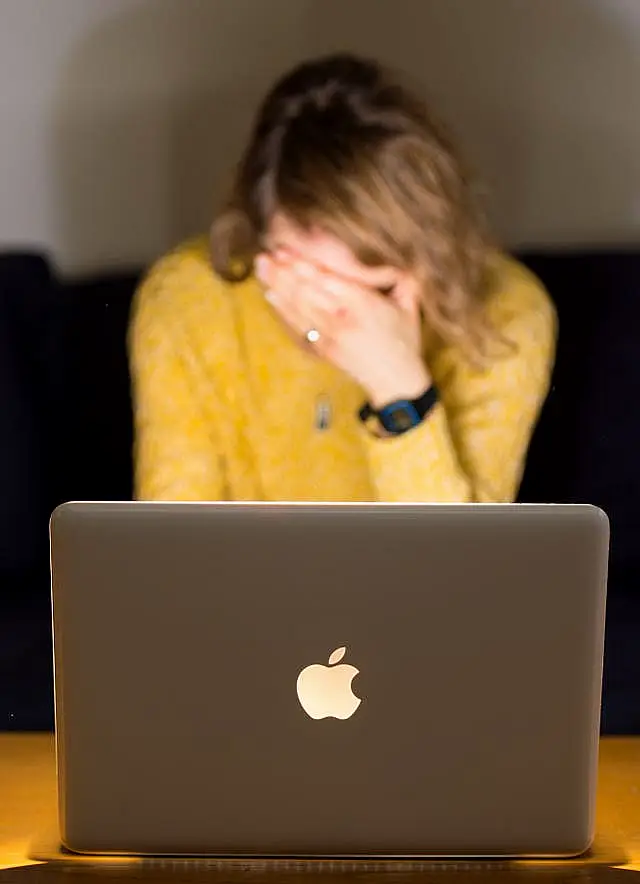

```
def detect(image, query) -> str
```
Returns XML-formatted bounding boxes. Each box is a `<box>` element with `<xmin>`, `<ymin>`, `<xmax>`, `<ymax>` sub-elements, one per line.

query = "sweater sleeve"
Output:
<box><xmin>363</xmin><ymin>279</ymin><xmax>557</xmax><ymax>503</ymax></box>
<box><xmin>128</xmin><ymin>256</ymin><xmax>225</xmax><ymax>502</ymax></box>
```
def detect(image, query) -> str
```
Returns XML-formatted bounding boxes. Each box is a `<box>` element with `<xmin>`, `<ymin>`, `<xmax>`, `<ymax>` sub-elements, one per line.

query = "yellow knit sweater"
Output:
<box><xmin>129</xmin><ymin>238</ymin><xmax>557</xmax><ymax>503</ymax></box>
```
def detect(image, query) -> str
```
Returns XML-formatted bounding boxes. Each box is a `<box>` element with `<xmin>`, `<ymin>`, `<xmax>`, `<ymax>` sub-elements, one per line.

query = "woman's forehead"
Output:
<box><xmin>265</xmin><ymin>213</ymin><xmax>397</xmax><ymax>286</ymax></box>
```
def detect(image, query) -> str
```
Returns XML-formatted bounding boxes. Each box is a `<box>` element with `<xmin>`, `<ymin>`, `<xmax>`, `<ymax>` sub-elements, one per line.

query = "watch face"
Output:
<box><xmin>389</xmin><ymin>406</ymin><xmax>414</xmax><ymax>431</ymax></box>
<box><xmin>382</xmin><ymin>402</ymin><xmax>420</xmax><ymax>433</ymax></box>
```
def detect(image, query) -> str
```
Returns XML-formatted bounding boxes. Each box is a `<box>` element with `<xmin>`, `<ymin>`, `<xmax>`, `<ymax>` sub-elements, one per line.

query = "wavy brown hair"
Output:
<box><xmin>211</xmin><ymin>53</ymin><xmax>497</xmax><ymax>361</ymax></box>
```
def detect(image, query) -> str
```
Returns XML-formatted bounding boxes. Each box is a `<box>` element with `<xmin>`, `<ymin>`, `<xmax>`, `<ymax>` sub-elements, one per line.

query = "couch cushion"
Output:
<box><xmin>0</xmin><ymin>253</ymin><xmax>56</xmax><ymax>730</ymax></box>
<box><xmin>0</xmin><ymin>253</ymin><xmax>54</xmax><ymax>593</ymax></box>
<box><xmin>46</xmin><ymin>271</ymin><xmax>139</xmax><ymax>508</ymax></box>
<box><xmin>518</xmin><ymin>250</ymin><xmax>640</xmax><ymax>579</ymax></box>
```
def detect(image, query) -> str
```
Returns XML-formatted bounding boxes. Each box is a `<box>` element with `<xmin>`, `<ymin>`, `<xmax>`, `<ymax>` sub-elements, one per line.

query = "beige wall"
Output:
<box><xmin>1</xmin><ymin>0</ymin><xmax>639</xmax><ymax>274</ymax></box>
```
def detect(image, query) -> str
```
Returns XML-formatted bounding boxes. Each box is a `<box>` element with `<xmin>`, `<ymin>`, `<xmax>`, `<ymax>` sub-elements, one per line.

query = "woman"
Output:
<box><xmin>129</xmin><ymin>53</ymin><xmax>556</xmax><ymax>503</ymax></box>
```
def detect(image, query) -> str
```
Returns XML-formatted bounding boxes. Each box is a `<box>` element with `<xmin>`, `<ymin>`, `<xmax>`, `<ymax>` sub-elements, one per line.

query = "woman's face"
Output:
<box><xmin>263</xmin><ymin>213</ymin><xmax>414</xmax><ymax>305</ymax></box>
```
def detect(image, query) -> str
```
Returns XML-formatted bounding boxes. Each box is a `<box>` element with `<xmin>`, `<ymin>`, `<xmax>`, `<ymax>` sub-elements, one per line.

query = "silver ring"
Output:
<box><xmin>305</xmin><ymin>328</ymin><xmax>321</xmax><ymax>344</ymax></box>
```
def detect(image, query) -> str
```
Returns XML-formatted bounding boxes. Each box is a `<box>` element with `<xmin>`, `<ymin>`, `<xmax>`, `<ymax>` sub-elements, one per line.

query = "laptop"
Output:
<box><xmin>49</xmin><ymin>502</ymin><xmax>609</xmax><ymax>859</ymax></box>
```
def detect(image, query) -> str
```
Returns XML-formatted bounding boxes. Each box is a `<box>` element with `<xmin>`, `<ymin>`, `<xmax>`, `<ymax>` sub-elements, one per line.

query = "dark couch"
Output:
<box><xmin>1</xmin><ymin>249</ymin><xmax>639</xmax><ymax>732</ymax></box>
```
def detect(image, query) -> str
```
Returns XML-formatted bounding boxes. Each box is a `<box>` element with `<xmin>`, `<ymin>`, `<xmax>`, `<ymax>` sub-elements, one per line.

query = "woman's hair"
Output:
<box><xmin>211</xmin><ymin>53</ymin><xmax>496</xmax><ymax>360</ymax></box>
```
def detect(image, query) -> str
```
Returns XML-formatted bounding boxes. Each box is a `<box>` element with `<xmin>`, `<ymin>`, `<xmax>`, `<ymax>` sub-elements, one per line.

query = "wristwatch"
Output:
<box><xmin>359</xmin><ymin>385</ymin><xmax>438</xmax><ymax>436</ymax></box>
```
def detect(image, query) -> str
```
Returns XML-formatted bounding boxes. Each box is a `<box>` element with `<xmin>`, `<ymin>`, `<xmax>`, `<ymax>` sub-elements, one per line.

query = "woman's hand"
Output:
<box><xmin>255</xmin><ymin>253</ymin><xmax>431</xmax><ymax>408</ymax></box>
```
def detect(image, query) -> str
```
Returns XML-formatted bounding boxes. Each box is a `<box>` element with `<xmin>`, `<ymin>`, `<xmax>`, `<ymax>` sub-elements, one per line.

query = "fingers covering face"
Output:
<box><xmin>255</xmin><ymin>254</ymin><xmax>349</xmax><ymax>340</ymax></box>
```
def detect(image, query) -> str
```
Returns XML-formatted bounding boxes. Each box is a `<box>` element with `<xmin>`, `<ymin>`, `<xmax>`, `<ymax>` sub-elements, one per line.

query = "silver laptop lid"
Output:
<box><xmin>50</xmin><ymin>502</ymin><xmax>608</xmax><ymax>858</ymax></box>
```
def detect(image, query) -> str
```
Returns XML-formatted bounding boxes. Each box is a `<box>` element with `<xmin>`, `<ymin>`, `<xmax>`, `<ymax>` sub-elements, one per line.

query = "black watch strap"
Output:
<box><xmin>359</xmin><ymin>385</ymin><xmax>438</xmax><ymax>435</ymax></box>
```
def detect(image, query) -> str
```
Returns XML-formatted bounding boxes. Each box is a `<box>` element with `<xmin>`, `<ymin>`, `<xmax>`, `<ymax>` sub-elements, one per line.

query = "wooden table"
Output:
<box><xmin>1</xmin><ymin>735</ymin><xmax>639</xmax><ymax>877</ymax></box>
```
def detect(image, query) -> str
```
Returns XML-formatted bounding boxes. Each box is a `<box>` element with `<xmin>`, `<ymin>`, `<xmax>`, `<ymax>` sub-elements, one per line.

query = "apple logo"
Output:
<box><xmin>296</xmin><ymin>647</ymin><xmax>362</xmax><ymax>720</ymax></box>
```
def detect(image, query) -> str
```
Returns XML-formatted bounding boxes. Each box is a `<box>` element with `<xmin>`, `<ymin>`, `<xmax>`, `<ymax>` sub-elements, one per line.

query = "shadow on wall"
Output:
<box><xmin>53</xmin><ymin>0</ymin><xmax>640</xmax><ymax>275</ymax></box>
<box><xmin>51</xmin><ymin>0</ymin><xmax>318</xmax><ymax>275</ymax></box>
<box><xmin>304</xmin><ymin>0</ymin><xmax>640</xmax><ymax>249</ymax></box>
